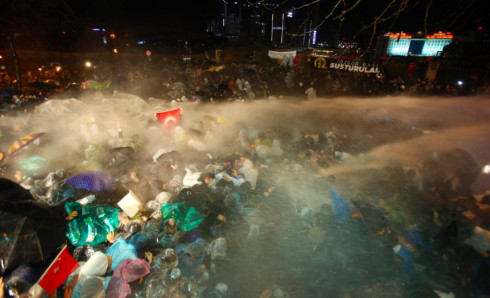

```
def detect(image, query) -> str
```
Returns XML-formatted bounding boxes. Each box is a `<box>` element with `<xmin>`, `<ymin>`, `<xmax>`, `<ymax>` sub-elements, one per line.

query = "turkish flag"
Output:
<box><xmin>38</xmin><ymin>245</ymin><xmax>80</xmax><ymax>295</ymax></box>
<box><xmin>155</xmin><ymin>107</ymin><xmax>182</xmax><ymax>132</ymax></box>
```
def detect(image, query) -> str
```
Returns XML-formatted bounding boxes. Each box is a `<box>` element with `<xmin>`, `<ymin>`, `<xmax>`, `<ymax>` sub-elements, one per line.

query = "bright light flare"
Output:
<box><xmin>483</xmin><ymin>164</ymin><xmax>490</xmax><ymax>174</ymax></box>
<box><xmin>85</xmin><ymin>61</ymin><xmax>92</xmax><ymax>68</ymax></box>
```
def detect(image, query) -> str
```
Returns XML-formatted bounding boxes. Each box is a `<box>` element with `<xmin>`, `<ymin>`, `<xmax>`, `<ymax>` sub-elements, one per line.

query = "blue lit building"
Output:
<box><xmin>376</xmin><ymin>31</ymin><xmax>454</xmax><ymax>57</ymax></box>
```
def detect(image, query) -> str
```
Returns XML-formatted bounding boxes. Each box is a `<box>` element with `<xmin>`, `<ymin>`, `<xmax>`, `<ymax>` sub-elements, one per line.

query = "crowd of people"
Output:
<box><xmin>2</xmin><ymin>54</ymin><xmax>490</xmax><ymax>110</ymax></box>
<box><xmin>0</xmin><ymin>54</ymin><xmax>489</xmax><ymax>297</ymax></box>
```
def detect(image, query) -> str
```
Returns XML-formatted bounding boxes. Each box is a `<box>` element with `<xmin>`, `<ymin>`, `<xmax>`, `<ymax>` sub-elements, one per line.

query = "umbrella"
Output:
<box><xmin>28</xmin><ymin>82</ymin><xmax>60</xmax><ymax>93</ymax></box>
<box><xmin>66</xmin><ymin>171</ymin><xmax>115</xmax><ymax>191</ymax></box>
<box><xmin>167</xmin><ymin>91</ymin><xmax>183</xmax><ymax>99</ymax></box>
<box><xmin>199</xmin><ymin>72</ymin><xmax>221</xmax><ymax>84</ymax></box>
<box><xmin>5</xmin><ymin>132</ymin><xmax>45</xmax><ymax>158</ymax></box>
<box><xmin>199</xmin><ymin>84</ymin><xmax>218</xmax><ymax>97</ymax></box>
<box><xmin>81</xmin><ymin>80</ymin><xmax>100</xmax><ymax>89</ymax></box>
<box><xmin>109</xmin><ymin>146</ymin><xmax>135</xmax><ymax>167</ymax></box>
<box><xmin>0</xmin><ymin>212</ymin><xmax>44</xmax><ymax>273</ymax></box>
<box><xmin>172</xmin><ymin>82</ymin><xmax>187</xmax><ymax>94</ymax></box>
<box><xmin>330</xmin><ymin>188</ymin><xmax>351</xmax><ymax>224</ymax></box>
<box><xmin>18</xmin><ymin>156</ymin><xmax>49</xmax><ymax>176</ymax></box>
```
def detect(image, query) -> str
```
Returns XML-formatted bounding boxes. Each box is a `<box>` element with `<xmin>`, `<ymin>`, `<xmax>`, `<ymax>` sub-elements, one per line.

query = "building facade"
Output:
<box><xmin>376</xmin><ymin>31</ymin><xmax>453</xmax><ymax>57</ymax></box>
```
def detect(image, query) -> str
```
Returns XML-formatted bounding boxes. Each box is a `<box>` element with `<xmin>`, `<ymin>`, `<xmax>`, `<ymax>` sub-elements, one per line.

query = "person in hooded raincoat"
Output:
<box><xmin>104</xmin><ymin>232</ymin><xmax>148</xmax><ymax>272</ymax></box>
<box><xmin>237</xmin><ymin>153</ymin><xmax>258</xmax><ymax>189</ymax></box>
<box><xmin>175</xmin><ymin>237</ymin><xmax>209</xmax><ymax>277</ymax></box>
<box><xmin>65</xmin><ymin>202</ymin><xmax>119</xmax><ymax>247</ymax></box>
<box><xmin>65</xmin><ymin>251</ymin><xmax>110</xmax><ymax>298</ymax></box>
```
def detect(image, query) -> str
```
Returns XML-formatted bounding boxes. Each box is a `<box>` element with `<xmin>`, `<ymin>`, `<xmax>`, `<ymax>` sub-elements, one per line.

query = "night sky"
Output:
<box><xmin>68</xmin><ymin>0</ymin><xmax>221</xmax><ymax>31</ymax></box>
<box><xmin>1</xmin><ymin>0</ymin><xmax>488</xmax><ymax>46</ymax></box>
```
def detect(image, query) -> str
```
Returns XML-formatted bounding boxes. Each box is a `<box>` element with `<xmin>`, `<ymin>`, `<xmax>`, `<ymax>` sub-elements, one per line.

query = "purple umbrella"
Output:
<box><xmin>66</xmin><ymin>171</ymin><xmax>115</xmax><ymax>191</ymax></box>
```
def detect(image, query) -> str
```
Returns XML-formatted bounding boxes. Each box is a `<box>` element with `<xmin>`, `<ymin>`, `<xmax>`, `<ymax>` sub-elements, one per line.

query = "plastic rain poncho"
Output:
<box><xmin>80</xmin><ymin>276</ymin><xmax>106</xmax><ymax>298</ymax></box>
<box><xmin>84</xmin><ymin>143</ymin><xmax>108</xmax><ymax>170</ymax></box>
<box><xmin>161</xmin><ymin>202</ymin><xmax>204</xmax><ymax>233</ymax></box>
<box><xmin>209</xmin><ymin>238</ymin><xmax>227</xmax><ymax>260</ymax></box>
<box><xmin>152</xmin><ymin>248</ymin><xmax>179</xmax><ymax>270</ymax></box>
<box><xmin>106</xmin><ymin>258</ymin><xmax>150</xmax><ymax>298</ymax></box>
<box><xmin>238</xmin><ymin>158</ymin><xmax>258</xmax><ymax>189</ymax></box>
<box><xmin>175</xmin><ymin>238</ymin><xmax>209</xmax><ymax>277</ymax></box>
<box><xmin>330</xmin><ymin>189</ymin><xmax>351</xmax><ymax>225</ymax></box>
<box><xmin>105</xmin><ymin>239</ymin><xmax>138</xmax><ymax>272</ymax></box>
<box><xmin>71</xmin><ymin>252</ymin><xmax>109</xmax><ymax>298</ymax></box>
<box><xmin>393</xmin><ymin>244</ymin><xmax>415</xmax><ymax>276</ymax></box>
<box><xmin>65</xmin><ymin>202</ymin><xmax>119</xmax><ymax>247</ymax></box>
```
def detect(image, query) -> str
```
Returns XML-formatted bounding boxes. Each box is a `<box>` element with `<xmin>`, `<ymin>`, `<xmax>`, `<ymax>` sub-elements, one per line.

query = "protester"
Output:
<box><xmin>1</xmin><ymin>55</ymin><xmax>489</xmax><ymax>298</ymax></box>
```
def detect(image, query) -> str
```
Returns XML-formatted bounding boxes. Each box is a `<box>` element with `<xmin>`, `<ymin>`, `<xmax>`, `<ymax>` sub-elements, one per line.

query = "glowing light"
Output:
<box><xmin>85</xmin><ymin>61</ymin><xmax>92</xmax><ymax>68</ymax></box>
<box><xmin>110</xmin><ymin>33</ymin><xmax>116</xmax><ymax>39</ymax></box>
<box><xmin>457</xmin><ymin>80</ymin><xmax>463</xmax><ymax>86</ymax></box>
<box><xmin>0</xmin><ymin>55</ymin><xmax>2</xmax><ymax>59</ymax></box>
<box><xmin>113</xmin><ymin>48</ymin><xmax>118</xmax><ymax>54</ymax></box>
<box><xmin>55</xmin><ymin>66</ymin><xmax>62</xmax><ymax>72</ymax></box>
<box><xmin>388</xmin><ymin>32</ymin><xmax>413</xmax><ymax>39</ymax></box>
<box><xmin>483</xmin><ymin>164</ymin><xmax>490</xmax><ymax>174</ymax></box>
<box><xmin>426</xmin><ymin>31</ymin><xmax>453</xmax><ymax>39</ymax></box>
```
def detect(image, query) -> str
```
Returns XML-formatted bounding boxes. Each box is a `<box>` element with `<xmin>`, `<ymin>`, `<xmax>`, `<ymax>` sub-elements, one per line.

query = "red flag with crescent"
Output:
<box><xmin>155</xmin><ymin>107</ymin><xmax>182</xmax><ymax>132</ymax></box>
<box><xmin>38</xmin><ymin>245</ymin><xmax>79</xmax><ymax>295</ymax></box>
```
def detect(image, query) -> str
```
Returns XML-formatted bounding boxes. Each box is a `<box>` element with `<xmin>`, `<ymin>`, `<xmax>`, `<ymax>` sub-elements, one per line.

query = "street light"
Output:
<box><xmin>85</xmin><ymin>61</ymin><xmax>92</xmax><ymax>68</ymax></box>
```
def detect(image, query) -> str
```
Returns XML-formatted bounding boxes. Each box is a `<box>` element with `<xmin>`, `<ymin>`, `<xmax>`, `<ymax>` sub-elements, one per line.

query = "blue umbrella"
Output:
<box><xmin>66</xmin><ymin>171</ymin><xmax>115</xmax><ymax>191</ymax></box>
<box><xmin>393</xmin><ymin>244</ymin><xmax>415</xmax><ymax>276</ymax></box>
<box><xmin>330</xmin><ymin>188</ymin><xmax>351</xmax><ymax>224</ymax></box>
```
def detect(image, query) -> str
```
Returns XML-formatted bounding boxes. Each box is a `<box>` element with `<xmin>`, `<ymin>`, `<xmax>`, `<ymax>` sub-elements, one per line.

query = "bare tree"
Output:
<box><xmin>0</xmin><ymin>0</ymin><xmax>76</xmax><ymax>93</ymax></box>
<box><xmin>245</xmin><ymin>0</ymin><xmax>486</xmax><ymax>52</ymax></box>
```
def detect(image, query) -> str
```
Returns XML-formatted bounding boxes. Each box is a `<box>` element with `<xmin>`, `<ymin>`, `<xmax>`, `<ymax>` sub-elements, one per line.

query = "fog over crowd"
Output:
<box><xmin>1</xmin><ymin>55</ymin><xmax>490</xmax><ymax>297</ymax></box>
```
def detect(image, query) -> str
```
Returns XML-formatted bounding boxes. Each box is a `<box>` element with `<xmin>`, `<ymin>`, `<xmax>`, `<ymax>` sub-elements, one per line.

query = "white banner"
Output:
<box><xmin>313</xmin><ymin>58</ymin><xmax>380</xmax><ymax>74</ymax></box>
<box><xmin>268</xmin><ymin>50</ymin><xmax>297</xmax><ymax>59</ymax></box>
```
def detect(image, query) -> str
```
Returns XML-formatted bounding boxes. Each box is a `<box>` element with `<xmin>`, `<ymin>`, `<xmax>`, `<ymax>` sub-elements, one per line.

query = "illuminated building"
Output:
<box><xmin>376</xmin><ymin>31</ymin><xmax>454</xmax><ymax>57</ymax></box>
